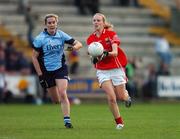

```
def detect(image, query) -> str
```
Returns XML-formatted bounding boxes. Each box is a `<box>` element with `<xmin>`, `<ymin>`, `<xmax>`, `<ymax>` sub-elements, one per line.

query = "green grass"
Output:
<box><xmin>0</xmin><ymin>102</ymin><xmax>180</xmax><ymax>139</ymax></box>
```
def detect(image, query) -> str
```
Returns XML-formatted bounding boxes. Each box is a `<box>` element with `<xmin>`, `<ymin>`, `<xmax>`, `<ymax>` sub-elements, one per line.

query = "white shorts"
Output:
<box><xmin>96</xmin><ymin>68</ymin><xmax>127</xmax><ymax>86</ymax></box>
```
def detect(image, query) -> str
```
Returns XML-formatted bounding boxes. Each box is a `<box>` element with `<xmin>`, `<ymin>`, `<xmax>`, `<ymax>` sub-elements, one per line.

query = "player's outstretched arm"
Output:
<box><xmin>65</xmin><ymin>40</ymin><xmax>82</xmax><ymax>51</ymax></box>
<box><xmin>72</xmin><ymin>40</ymin><xmax>83</xmax><ymax>50</ymax></box>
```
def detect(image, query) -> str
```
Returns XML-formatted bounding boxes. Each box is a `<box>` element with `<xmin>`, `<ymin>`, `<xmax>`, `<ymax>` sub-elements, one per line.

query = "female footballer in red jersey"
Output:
<box><xmin>86</xmin><ymin>13</ymin><xmax>131</xmax><ymax>129</ymax></box>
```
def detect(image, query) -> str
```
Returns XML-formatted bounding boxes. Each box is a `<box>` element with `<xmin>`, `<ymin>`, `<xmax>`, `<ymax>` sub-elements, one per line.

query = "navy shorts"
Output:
<box><xmin>44</xmin><ymin>65</ymin><xmax>69</xmax><ymax>88</ymax></box>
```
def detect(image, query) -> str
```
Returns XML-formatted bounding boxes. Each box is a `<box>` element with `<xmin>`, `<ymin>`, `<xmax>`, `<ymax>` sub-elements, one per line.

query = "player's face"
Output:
<box><xmin>45</xmin><ymin>17</ymin><xmax>57</xmax><ymax>35</ymax></box>
<box><xmin>93</xmin><ymin>14</ymin><xmax>104</xmax><ymax>31</ymax></box>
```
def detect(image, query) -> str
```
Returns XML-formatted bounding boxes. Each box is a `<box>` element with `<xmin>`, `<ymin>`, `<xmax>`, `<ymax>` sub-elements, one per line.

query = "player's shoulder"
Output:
<box><xmin>56</xmin><ymin>29</ymin><xmax>63</xmax><ymax>34</ymax></box>
<box><xmin>105</xmin><ymin>29</ymin><xmax>116</xmax><ymax>35</ymax></box>
<box><xmin>57</xmin><ymin>29</ymin><xmax>69</xmax><ymax>35</ymax></box>
<box><xmin>56</xmin><ymin>29</ymin><xmax>70</xmax><ymax>38</ymax></box>
<box><xmin>35</xmin><ymin>31</ymin><xmax>46</xmax><ymax>41</ymax></box>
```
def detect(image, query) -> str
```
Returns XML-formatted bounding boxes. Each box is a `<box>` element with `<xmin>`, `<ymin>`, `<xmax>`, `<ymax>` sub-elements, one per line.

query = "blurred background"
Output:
<box><xmin>0</xmin><ymin>0</ymin><xmax>180</xmax><ymax>105</ymax></box>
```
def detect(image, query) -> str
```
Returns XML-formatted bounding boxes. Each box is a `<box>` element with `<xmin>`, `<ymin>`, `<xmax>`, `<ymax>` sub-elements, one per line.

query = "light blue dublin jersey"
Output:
<box><xmin>33</xmin><ymin>29</ymin><xmax>74</xmax><ymax>71</ymax></box>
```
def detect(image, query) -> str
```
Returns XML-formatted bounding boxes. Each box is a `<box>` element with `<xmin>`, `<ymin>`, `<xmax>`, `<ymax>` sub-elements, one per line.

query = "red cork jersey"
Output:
<box><xmin>86</xmin><ymin>29</ymin><xmax>127</xmax><ymax>70</ymax></box>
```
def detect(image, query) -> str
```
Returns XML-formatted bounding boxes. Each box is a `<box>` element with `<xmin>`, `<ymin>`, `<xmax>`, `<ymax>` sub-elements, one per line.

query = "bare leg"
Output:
<box><xmin>55</xmin><ymin>79</ymin><xmax>70</xmax><ymax>117</ymax></box>
<box><xmin>47</xmin><ymin>86</ymin><xmax>60</xmax><ymax>103</ymax></box>
<box><xmin>47</xmin><ymin>82</ymin><xmax>72</xmax><ymax>128</ymax></box>
<box><xmin>101</xmin><ymin>80</ymin><xmax>120</xmax><ymax>119</ymax></box>
<box><xmin>114</xmin><ymin>84</ymin><xmax>129</xmax><ymax>101</ymax></box>
<box><xmin>115</xmin><ymin>84</ymin><xmax>131</xmax><ymax>107</ymax></box>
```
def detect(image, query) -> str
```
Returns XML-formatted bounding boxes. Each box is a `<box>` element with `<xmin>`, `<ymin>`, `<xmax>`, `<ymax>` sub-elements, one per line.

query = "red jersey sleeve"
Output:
<box><xmin>108</xmin><ymin>31</ymin><xmax>121</xmax><ymax>46</ymax></box>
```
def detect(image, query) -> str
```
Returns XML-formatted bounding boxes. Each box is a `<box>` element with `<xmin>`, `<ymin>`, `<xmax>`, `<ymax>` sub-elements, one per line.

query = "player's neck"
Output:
<box><xmin>95</xmin><ymin>28</ymin><xmax>103</xmax><ymax>37</ymax></box>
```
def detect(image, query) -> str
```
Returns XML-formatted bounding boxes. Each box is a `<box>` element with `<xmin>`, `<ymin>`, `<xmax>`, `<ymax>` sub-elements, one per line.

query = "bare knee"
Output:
<box><xmin>59</xmin><ymin>92</ymin><xmax>68</xmax><ymax>102</ymax></box>
<box><xmin>118</xmin><ymin>90</ymin><xmax>129</xmax><ymax>100</ymax></box>
<box><xmin>107</xmin><ymin>96</ymin><xmax>117</xmax><ymax>105</ymax></box>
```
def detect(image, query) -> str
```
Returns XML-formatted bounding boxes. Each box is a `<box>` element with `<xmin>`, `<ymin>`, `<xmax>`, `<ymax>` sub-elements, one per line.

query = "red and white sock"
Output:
<box><xmin>115</xmin><ymin>116</ymin><xmax>124</xmax><ymax>125</ymax></box>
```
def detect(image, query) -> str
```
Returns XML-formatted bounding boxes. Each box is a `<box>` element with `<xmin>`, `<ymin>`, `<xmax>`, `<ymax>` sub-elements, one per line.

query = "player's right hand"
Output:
<box><xmin>39</xmin><ymin>75</ymin><xmax>47</xmax><ymax>89</ymax></box>
<box><xmin>65</xmin><ymin>46</ymin><xmax>74</xmax><ymax>51</ymax></box>
<box><xmin>91</xmin><ymin>57</ymin><xmax>99</xmax><ymax>64</ymax></box>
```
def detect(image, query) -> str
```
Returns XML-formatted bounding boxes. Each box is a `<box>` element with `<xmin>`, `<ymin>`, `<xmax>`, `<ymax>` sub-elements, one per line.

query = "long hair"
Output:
<box><xmin>94</xmin><ymin>13</ymin><xmax>114</xmax><ymax>30</ymax></box>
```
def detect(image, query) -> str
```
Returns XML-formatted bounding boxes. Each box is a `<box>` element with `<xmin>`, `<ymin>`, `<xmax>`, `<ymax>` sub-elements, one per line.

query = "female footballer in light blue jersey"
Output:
<box><xmin>32</xmin><ymin>13</ymin><xmax>82</xmax><ymax>128</ymax></box>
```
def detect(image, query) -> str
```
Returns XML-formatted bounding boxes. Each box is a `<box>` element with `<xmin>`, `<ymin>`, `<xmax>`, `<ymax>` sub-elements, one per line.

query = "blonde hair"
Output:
<box><xmin>94</xmin><ymin>13</ymin><xmax>114</xmax><ymax>30</ymax></box>
<box><xmin>44</xmin><ymin>13</ymin><xmax>59</xmax><ymax>24</ymax></box>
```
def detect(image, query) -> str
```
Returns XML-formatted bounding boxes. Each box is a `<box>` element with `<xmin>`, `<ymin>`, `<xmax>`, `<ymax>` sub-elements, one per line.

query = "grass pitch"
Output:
<box><xmin>0</xmin><ymin>102</ymin><xmax>180</xmax><ymax>139</ymax></box>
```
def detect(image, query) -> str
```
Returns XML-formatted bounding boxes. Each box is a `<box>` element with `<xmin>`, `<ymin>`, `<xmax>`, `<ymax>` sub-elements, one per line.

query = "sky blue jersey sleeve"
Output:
<box><xmin>33</xmin><ymin>36</ymin><xmax>43</xmax><ymax>51</ymax></box>
<box><xmin>60</xmin><ymin>31</ymin><xmax>73</xmax><ymax>42</ymax></box>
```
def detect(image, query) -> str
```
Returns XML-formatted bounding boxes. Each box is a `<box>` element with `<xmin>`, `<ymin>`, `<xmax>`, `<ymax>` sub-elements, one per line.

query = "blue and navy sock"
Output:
<box><xmin>64</xmin><ymin>116</ymin><xmax>71</xmax><ymax>125</ymax></box>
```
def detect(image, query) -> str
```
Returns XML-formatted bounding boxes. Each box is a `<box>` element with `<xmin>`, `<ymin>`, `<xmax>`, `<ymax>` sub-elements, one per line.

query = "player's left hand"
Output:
<box><xmin>99</xmin><ymin>51</ymin><xmax>109</xmax><ymax>61</ymax></box>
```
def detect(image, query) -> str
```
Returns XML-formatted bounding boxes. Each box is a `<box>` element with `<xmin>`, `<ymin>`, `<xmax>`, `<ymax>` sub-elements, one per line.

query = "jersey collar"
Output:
<box><xmin>44</xmin><ymin>28</ymin><xmax>57</xmax><ymax>36</ymax></box>
<box><xmin>93</xmin><ymin>29</ymin><xmax>106</xmax><ymax>37</ymax></box>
